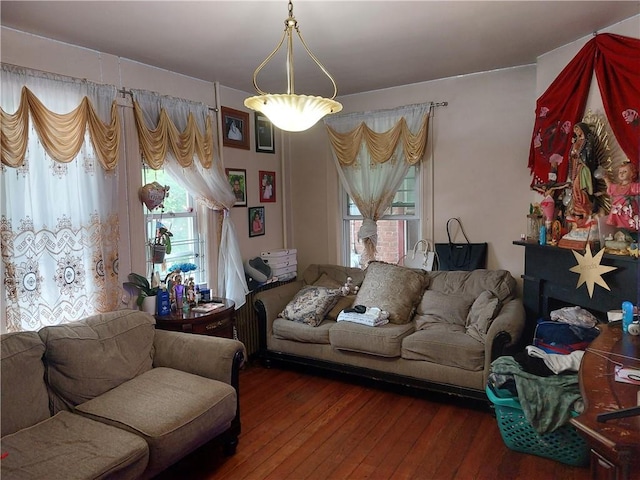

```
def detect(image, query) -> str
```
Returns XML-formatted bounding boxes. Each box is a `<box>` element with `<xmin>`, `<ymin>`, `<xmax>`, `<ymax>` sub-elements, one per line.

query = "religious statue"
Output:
<box><xmin>565</xmin><ymin>122</ymin><xmax>598</xmax><ymax>227</ymax></box>
<box><xmin>186</xmin><ymin>277</ymin><xmax>196</xmax><ymax>306</ymax></box>
<box><xmin>172</xmin><ymin>274</ymin><xmax>184</xmax><ymax>310</ymax></box>
<box><xmin>604</xmin><ymin>161</ymin><xmax>640</xmax><ymax>231</ymax></box>
<box><xmin>557</xmin><ymin>121</ymin><xmax>606</xmax><ymax>249</ymax></box>
<box><xmin>602</xmin><ymin>161</ymin><xmax>640</xmax><ymax>254</ymax></box>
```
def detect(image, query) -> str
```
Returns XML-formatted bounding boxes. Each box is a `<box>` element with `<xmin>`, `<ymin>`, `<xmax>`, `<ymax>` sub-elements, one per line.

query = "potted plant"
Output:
<box><xmin>123</xmin><ymin>272</ymin><xmax>159</xmax><ymax>313</ymax></box>
<box><xmin>150</xmin><ymin>223</ymin><xmax>173</xmax><ymax>264</ymax></box>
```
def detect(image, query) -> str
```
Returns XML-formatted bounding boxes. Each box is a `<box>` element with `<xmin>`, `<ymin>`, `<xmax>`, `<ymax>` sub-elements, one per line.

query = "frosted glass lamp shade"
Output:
<box><xmin>244</xmin><ymin>94</ymin><xmax>343</xmax><ymax>132</ymax></box>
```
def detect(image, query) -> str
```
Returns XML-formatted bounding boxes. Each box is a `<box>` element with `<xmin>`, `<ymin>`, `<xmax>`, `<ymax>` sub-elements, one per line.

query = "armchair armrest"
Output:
<box><xmin>153</xmin><ymin>329</ymin><xmax>246</xmax><ymax>386</ymax></box>
<box><xmin>254</xmin><ymin>280</ymin><xmax>304</xmax><ymax>347</ymax></box>
<box><xmin>483</xmin><ymin>299</ymin><xmax>525</xmax><ymax>378</ymax></box>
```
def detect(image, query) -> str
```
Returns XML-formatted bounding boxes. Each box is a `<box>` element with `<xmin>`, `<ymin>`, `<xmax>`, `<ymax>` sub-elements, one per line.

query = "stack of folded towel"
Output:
<box><xmin>337</xmin><ymin>307</ymin><xmax>389</xmax><ymax>327</ymax></box>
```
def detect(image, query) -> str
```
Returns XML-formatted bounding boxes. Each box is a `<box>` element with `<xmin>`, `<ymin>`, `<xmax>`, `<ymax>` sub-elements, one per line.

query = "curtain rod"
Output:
<box><xmin>117</xmin><ymin>87</ymin><xmax>219</xmax><ymax>112</ymax></box>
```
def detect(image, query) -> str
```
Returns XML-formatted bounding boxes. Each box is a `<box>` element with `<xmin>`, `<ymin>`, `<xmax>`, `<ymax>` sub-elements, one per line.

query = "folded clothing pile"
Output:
<box><xmin>488</xmin><ymin>311</ymin><xmax>601</xmax><ymax>434</ymax></box>
<box><xmin>337</xmin><ymin>307</ymin><xmax>389</xmax><ymax>327</ymax></box>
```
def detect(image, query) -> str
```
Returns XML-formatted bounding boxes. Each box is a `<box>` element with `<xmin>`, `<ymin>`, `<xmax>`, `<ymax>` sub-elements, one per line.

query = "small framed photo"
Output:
<box><xmin>259</xmin><ymin>170</ymin><xmax>276</xmax><ymax>203</ymax></box>
<box><xmin>248</xmin><ymin>206</ymin><xmax>265</xmax><ymax>237</ymax></box>
<box><xmin>221</xmin><ymin>106</ymin><xmax>250</xmax><ymax>150</ymax></box>
<box><xmin>255</xmin><ymin>112</ymin><xmax>275</xmax><ymax>154</ymax></box>
<box><xmin>226</xmin><ymin>168</ymin><xmax>247</xmax><ymax>207</ymax></box>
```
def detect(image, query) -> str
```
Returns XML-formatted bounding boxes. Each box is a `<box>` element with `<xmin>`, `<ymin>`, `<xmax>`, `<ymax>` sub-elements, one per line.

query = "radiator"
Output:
<box><xmin>234</xmin><ymin>278</ymin><xmax>295</xmax><ymax>358</ymax></box>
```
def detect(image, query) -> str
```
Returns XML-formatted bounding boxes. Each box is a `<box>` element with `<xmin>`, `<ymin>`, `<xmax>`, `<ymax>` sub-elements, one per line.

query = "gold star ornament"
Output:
<box><xmin>569</xmin><ymin>245</ymin><xmax>617</xmax><ymax>298</ymax></box>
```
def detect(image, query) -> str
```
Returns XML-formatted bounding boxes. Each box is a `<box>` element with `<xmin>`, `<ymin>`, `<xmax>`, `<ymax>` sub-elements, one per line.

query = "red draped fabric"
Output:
<box><xmin>528</xmin><ymin>33</ymin><xmax>640</xmax><ymax>188</ymax></box>
<box><xmin>595</xmin><ymin>34</ymin><xmax>640</xmax><ymax>168</ymax></box>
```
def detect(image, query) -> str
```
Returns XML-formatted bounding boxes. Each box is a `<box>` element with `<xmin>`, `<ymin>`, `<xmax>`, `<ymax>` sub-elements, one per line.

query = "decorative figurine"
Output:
<box><xmin>172</xmin><ymin>274</ymin><xmax>184</xmax><ymax>310</ymax></box>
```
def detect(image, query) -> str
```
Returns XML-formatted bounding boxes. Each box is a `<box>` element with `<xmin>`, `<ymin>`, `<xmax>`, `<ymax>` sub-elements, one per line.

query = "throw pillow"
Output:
<box><xmin>280</xmin><ymin>286</ymin><xmax>341</xmax><ymax>327</ymax></box>
<box><xmin>465</xmin><ymin>290</ymin><xmax>502</xmax><ymax>343</ymax></box>
<box><xmin>354</xmin><ymin>261</ymin><xmax>429</xmax><ymax>324</ymax></box>
<box><xmin>414</xmin><ymin>290</ymin><xmax>475</xmax><ymax>329</ymax></box>
<box><xmin>313</xmin><ymin>272</ymin><xmax>344</xmax><ymax>289</ymax></box>
<box><xmin>326</xmin><ymin>294</ymin><xmax>356</xmax><ymax>321</ymax></box>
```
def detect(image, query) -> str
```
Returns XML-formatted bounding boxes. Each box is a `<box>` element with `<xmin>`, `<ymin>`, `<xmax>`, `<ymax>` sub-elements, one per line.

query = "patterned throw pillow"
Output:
<box><xmin>280</xmin><ymin>286</ymin><xmax>342</xmax><ymax>327</ymax></box>
<box><xmin>354</xmin><ymin>261</ymin><xmax>429</xmax><ymax>324</ymax></box>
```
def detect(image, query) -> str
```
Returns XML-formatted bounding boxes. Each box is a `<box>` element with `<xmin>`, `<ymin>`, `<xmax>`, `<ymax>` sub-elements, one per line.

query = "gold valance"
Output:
<box><xmin>1</xmin><ymin>86</ymin><xmax>120</xmax><ymax>170</ymax></box>
<box><xmin>133</xmin><ymin>101</ymin><xmax>213</xmax><ymax>170</ymax></box>
<box><xmin>326</xmin><ymin>114</ymin><xmax>429</xmax><ymax>166</ymax></box>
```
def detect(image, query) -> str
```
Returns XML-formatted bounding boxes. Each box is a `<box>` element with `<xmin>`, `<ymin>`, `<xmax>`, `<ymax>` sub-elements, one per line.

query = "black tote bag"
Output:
<box><xmin>435</xmin><ymin>218</ymin><xmax>488</xmax><ymax>271</ymax></box>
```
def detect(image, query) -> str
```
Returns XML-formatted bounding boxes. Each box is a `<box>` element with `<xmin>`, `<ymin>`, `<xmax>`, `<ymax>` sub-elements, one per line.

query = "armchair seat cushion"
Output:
<box><xmin>75</xmin><ymin>367</ymin><xmax>237</xmax><ymax>478</ymax></box>
<box><xmin>329</xmin><ymin>321</ymin><xmax>415</xmax><ymax>357</ymax></box>
<box><xmin>0</xmin><ymin>411</ymin><xmax>149</xmax><ymax>480</ymax></box>
<box><xmin>273</xmin><ymin>317</ymin><xmax>334</xmax><ymax>344</ymax></box>
<box><xmin>401</xmin><ymin>324</ymin><xmax>485</xmax><ymax>371</ymax></box>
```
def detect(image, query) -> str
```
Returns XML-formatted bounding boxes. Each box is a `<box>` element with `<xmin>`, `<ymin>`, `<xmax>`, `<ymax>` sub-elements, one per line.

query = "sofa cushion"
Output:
<box><xmin>313</xmin><ymin>272</ymin><xmax>344</xmax><ymax>289</ymax></box>
<box><xmin>329</xmin><ymin>321</ymin><xmax>415</xmax><ymax>357</ymax></box>
<box><xmin>1</xmin><ymin>332</ymin><xmax>50</xmax><ymax>437</ymax></box>
<box><xmin>312</xmin><ymin>273</ymin><xmax>357</xmax><ymax>320</ymax></box>
<box><xmin>38</xmin><ymin>309</ymin><xmax>156</xmax><ymax>412</ymax></box>
<box><xmin>354</xmin><ymin>261</ymin><xmax>429</xmax><ymax>324</ymax></box>
<box><xmin>326</xmin><ymin>295</ymin><xmax>356</xmax><ymax>321</ymax></box>
<box><xmin>0</xmin><ymin>411</ymin><xmax>149</xmax><ymax>480</ymax></box>
<box><xmin>413</xmin><ymin>290</ymin><xmax>475</xmax><ymax>329</ymax></box>
<box><xmin>401</xmin><ymin>324</ymin><xmax>485</xmax><ymax>371</ymax></box>
<box><xmin>466</xmin><ymin>290</ymin><xmax>502</xmax><ymax>343</ymax></box>
<box><xmin>302</xmin><ymin>264</ymin><xmax>365</xmax><ymax>287</ymax></box>
<box><xmin>280</xmin><ymin>286</ymin><xmax>342</xmax><ymax>327</ymax></box>
<box><xmin>273</xmin><ymin>317</ymin><xmax>334</xmax><ymax>344</ymax></box>
<box><xmin>76</xmin><ymin>367</ymin><xmax>237</xmax><ymax>478</ymax></box>
<box><xmin>427</xmin><ymin>269</ymin><xmax>516</xmax><ymax>302</ymax></box>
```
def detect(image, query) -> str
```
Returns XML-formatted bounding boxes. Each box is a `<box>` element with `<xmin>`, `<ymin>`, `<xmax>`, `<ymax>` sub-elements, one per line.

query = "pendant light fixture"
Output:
<box><xmin>244</xmin><ymin>0</ymin><xmax>342</xmax><ymax>132</ymax></box>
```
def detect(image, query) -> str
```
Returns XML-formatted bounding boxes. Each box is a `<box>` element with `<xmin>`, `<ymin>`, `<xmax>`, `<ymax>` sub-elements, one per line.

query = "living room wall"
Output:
<box><xmin>1</xmin><ymin>13</ymin><xmax>637</xmax><ymax>312</ymax></box>
<box><xmin>287</xmin><ymin>66</ymin><xmax>535</xmax><ymax>278</ymax></box>
<box><xmin>286</xmin><ymin>15</ymin><xmax>639</xmax><ymax>282</ymax></box>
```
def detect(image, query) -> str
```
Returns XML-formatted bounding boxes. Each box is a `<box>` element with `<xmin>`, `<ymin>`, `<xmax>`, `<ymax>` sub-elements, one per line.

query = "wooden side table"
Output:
<box><xmin>154</xmin><ymin>299</ymin><xmax>236</xmax><ymax>339</ymax></box>
<box><xmin>570</xmin><ymin>323</ymin><xmax>640</xmax><ymax>480</ymax></box>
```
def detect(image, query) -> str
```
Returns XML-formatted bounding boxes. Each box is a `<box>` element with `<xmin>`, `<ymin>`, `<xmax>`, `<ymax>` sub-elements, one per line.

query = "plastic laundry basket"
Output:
<box><xmin>486</xmin><ymin>384</ymin><xmax>589</xmax><ymax>467</ymax></box>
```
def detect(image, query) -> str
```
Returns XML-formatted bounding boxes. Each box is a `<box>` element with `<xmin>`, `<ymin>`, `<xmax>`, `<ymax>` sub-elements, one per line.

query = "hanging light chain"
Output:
<box><xmin>251</xmin><ymin>0</ymin><xmax>338</xmax><ymax>100</ymax></box>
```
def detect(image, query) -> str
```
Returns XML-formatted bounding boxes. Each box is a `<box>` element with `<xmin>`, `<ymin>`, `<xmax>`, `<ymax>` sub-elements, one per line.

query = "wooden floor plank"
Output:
<box><xmin>156</xmin><ymin>364</ymin><xmax>590</xmax><ymax>480</ymax></box>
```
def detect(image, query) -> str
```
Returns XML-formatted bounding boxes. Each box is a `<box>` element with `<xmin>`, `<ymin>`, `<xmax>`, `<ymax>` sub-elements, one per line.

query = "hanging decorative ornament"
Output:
<box><xmin>569</xmin><ymin>244</ymin><xmax>617</xmax><ymax>298</ymax></box>
<box><xmin>138</xmin><ymin>182</ymin><xmax>169</xmax><ymax>211</ymax></box>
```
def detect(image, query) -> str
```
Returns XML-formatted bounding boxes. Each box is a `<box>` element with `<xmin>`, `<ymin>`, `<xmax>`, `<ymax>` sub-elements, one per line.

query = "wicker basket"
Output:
<box><xmin>486</xmin><ymin>385</ymin><xmax>589</xmax><ymax>467</ymax></box>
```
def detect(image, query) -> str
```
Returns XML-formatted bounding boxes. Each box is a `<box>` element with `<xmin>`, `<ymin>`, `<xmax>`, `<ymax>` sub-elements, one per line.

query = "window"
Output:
<box><xmin>142</xmin><ymin>167</ymin><xmax>205</xmax><ymax>284</ymax></box>
<box><xmin>344</xmin><ymin>166</ymin><xmax>420</xmax><ymax>267</ymax></box>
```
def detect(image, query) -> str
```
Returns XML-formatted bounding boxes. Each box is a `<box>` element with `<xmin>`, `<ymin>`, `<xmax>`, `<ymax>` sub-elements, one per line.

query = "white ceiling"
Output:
<box><xmin>2</xmin><ymin>1</ymin><xmax>639</xmax><ymax>97</ymax></box>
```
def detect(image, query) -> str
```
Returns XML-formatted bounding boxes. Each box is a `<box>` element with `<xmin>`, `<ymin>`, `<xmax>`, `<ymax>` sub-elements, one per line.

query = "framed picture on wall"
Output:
<box><xmin>226</xmin><ymin>168</ymin><xmax>247</xmax><ymax>207</ymax></box>
<box><xmin>255</xmin><ymin>112</ymin><xmax>275</xmax><ymax>154</ymax></box>
<box><xmin>221</xmin><ymin>106</ymin><xmax>250</xmax><ymax>150</ymax></box>
<box><xmin>259</xmin><ymin>170</ymin><xmax>276</xmax><ymax>203</ymax></box>
<box><xmin>248</xmin><ymin>206</ymin><xmax>265</xmax><ymax>237</ymax></box>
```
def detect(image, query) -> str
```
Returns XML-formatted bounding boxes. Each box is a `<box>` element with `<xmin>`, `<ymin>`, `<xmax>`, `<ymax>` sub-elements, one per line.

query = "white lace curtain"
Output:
<box><xmin>1</xmin><ymin>64</ymin><xmax>120</xmax><ymax>331</ymax></box>
<box><xmin>132</xmin><ymin>91</ymin><xmax>248</xmax><ymax>308</ymax></box>
<box><xmin>324</xmin><ymin>103</ymin><xmax>431</xmax><ymax>265</ymax></box>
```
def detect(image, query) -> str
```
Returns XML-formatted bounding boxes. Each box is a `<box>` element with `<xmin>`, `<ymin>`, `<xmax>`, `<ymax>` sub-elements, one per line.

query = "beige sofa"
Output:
<box><xmin>0</xmin><ymin>309</ymin><xmax>245</xmax><ymax>480</ymax></box>
<box><xmin>255</xmin><ymin>263</ymin><xmax>525</xmax><ymax>400</ymax></box>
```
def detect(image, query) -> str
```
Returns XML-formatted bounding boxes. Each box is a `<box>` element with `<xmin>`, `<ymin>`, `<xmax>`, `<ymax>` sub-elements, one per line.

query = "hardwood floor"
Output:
<box><xmin>156</xmin><ymin>362</ymin><xmax>589</xmax><ymax>480</ymax></box>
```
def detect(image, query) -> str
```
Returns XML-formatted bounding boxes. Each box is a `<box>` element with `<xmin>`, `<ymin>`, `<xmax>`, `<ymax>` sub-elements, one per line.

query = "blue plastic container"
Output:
<box><xmin>156</xmin><ymin>287</ymin><xmax>171</xmax><ymax>316</ymax></box>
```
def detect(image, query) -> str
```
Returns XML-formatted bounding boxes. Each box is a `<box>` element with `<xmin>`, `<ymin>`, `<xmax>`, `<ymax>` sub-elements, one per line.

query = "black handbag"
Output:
<box><xmin>435</xmin><ymin>218</ymin><xmax>487</xmax><ymax>271</ymax></box>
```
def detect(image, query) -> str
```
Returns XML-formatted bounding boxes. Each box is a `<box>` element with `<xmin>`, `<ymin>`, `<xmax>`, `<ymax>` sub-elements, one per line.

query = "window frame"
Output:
<box><xmin>341</xmin><ymin>165</ymin><xmax>421</xmax><ymax>266</ymax></box>
<box><xmin>142</xmin><ymin>167</ymin><xmax>206</xmax><ymax>285</ymax></box>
